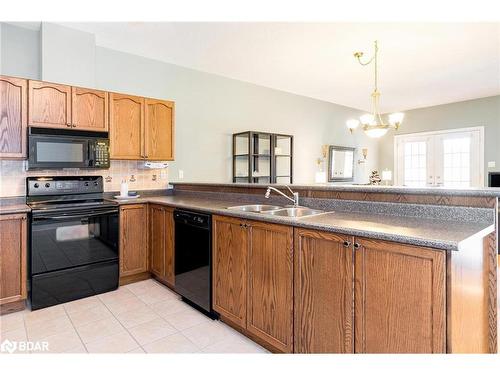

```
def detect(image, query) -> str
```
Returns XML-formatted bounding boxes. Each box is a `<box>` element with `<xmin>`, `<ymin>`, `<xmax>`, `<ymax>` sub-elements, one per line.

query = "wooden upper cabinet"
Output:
<box><xmin>212</xmin><ymin>215</ymin><xmax>248</xmax><ymax>328</ymax></box>
<box><xmin>247</xmin><ymin>221</ymin><xmax>294</xmax><ymax>353</ymax></box>
<box><xmin>0</xmin><ymin>76</ymin><xmax>27</xmax><ymax>159</ymax></box>
<box><xmin>145</xmin><ymin>99</ymin><xmax>174</xmax><ymax>161</ymax></box>
<box><xmin>71</xmin><ymin>87</ymin><xmax>108</xmax><ymax>131</ymax></box>
<box><xmin>294</xmin><ymin>228</ymin><xmax>354</xmax><ymax>353</ymax></box>
<box><xmin>149</xmin><ymin>205</ymin><xmax>175</xmax><ymax>286</ymax></box>
<box><xmin>354</xmin><ymin>237</ymin><xmax>446</xmax><ymax>353</ymax></box>
<box><xmin>109</xmin><ymin>93</ymin><xmax>144</xmax><ymax>159</ymax></box>
<box><xmin>0</xmin><ymin>213</ymin><xmax>27</xmax><ymax>305</ymax></box>
<box><xmin>119</xmin><ymin>204</ymin><xmax>148</xmax><ymax>278</ymax></box>
<box><xmin>28</xmin><ymin>80</ymin><xmax>72</xmax><ymax>129</ymax></box>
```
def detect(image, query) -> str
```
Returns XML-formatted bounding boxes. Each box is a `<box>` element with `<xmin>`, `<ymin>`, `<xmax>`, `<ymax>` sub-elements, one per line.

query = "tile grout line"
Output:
<box><xmin>62</xmin><ymin>303</ymin><xmax>89</xmax><ymax>353</ymax></box>
<box><xmin>97</xmin><ymin>284</ymin><xmax>167</xmax><ymax>353</ymax></box>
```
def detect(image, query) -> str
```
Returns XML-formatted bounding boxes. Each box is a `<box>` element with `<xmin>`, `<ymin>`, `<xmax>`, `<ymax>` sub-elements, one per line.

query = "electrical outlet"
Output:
<box><xmin>488</xmin><ymin>161</ymin><xmax>496</xmax><ymax>168</ymax></box>
<box><xmin>178</xmin><ymin>170</ymin><xmax>184</xmax><ymax>179</ymax></box>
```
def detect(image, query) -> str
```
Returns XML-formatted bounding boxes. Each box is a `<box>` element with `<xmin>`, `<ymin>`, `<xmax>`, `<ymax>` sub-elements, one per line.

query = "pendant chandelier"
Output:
<box><xmin>346</xmin><ymin>40</ymin><xmax>404</xmax><ymax>138</ymax></box>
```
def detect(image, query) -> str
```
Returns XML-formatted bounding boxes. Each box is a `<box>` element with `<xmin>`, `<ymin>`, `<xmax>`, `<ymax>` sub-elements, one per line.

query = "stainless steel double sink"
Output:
<box><xmin>226</xmin><ymin>204</ymin><xmax>326</xmax><ymax>218</ymax></box>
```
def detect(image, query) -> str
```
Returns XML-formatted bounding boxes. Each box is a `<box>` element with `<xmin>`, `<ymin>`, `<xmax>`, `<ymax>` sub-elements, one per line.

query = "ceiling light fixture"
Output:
<box><xmin>346</xmin><ymin>40</ymin><xmax>404</xmax><ymax>138</ymax></box>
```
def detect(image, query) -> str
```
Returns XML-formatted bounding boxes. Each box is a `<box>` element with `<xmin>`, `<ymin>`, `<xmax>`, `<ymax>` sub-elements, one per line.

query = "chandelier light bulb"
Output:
<box><xmin>389</xmin><ymin>112</ymin><xmax>405</xmax><ymax>126</ymax></box>
<box><xmin>346</xmin><ymin>119</ymin><xmax>360</xmax><ymax>130</ymax></box>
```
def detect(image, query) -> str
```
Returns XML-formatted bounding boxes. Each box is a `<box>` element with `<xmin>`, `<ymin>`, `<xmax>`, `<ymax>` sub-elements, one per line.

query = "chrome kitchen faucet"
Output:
<box><xmin>265</xmin><ymin>185</ymin><xmax>299</xmax><ymax>207</ymax></box>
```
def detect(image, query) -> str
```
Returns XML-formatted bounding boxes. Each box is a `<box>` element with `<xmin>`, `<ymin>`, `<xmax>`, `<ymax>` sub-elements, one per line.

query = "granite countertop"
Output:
<box><xmin>171</xmin><ymin>182</ymin><xmax>500</xmax><ymax>197</ymax></box>
<box><xmin>0</xmin><ymin>198</ymin><xmax>31</xmax><ymax>214</ymax></box>
<box><xmin>112</xmin><ymin>195</ymin><xmax>494</xmax><ymax>251</ymax></box>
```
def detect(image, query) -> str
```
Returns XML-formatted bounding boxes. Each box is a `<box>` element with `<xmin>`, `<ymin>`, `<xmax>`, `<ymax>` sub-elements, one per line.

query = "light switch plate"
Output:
<box><xmin>178</xmin><ymin>170</ymin><xmax>184</xmax><ymax>179</ymax></box>
<box><xmin>488</xmin><ymin>161</ymin><xmax>496</xmax><ymax>168</ymax></box>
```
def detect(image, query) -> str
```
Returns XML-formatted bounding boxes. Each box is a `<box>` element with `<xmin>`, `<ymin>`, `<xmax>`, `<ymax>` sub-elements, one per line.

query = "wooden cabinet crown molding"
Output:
<box><xmin>28</xmin><ymin>80</ymin><xmax>72</xmax><ymax>128</ymax></box>
<box><xmin>0</xmin><ymin>76</ymin><xmax>27</xmax><ymax>159</ymax></box>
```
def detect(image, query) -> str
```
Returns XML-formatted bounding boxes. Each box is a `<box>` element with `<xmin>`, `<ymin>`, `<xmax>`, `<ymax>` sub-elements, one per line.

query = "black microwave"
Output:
<box><xmin>28</xmin><ymin>127</ymin><xmax>110</xmax><ymax>170</ymax></box>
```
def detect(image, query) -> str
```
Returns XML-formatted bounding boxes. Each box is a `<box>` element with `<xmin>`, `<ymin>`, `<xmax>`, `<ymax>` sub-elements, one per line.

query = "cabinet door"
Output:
<box><xmin>0</xmin><ymin>214</ymin><xmax>27</xmax><ymax>305</ymax></box>
<box><xmin>109</xmin><ymin>93</ymin><xmax>144</xmax><ymax>159</ymax></box>
<box><xmin>354</xmin><ymin>238</ymin><xmax>446</xmax><ymax>353</ymax></box>
<box><xmin>247</xmin><ymin>221</ymin><xmax>294</xmax><ymax>352</ymax></box>
<box><xmin>149</xmin><ymin>205</ymin><xmax>175</xmax><ymax>285</ymax></box>
<box><xmin>149</xmin><ymin>205</ymin><xmax>166</xmax><ymax>278</ymax></box>
<box><xmin>28</xmin><ymin>80</ymin><xmax>72</xmax><ymax>129</ymax></box>
<box><xmin>0</xmin><ymin>76</ymin><xmax>27</xmax><ymax>159</ymax></box>
<box><xmin>163</xmin><ymin>207</ymin><xmax>175</xmax><ymax>285</ymax></box>
<box><xmin>212</xmin><ymin>215</ymin><xmax>248</xmax><ymax>328</ymax></box>
<box><xmin>120</xmin><ymin>204</ymin><xmax>148</xmax><ymax>277</ymax></box>
<box><xmin>294</xmin><ymin>228</ymin><xmax>354</xmax><ymax>353</ymax></box>
<box><xmin>144</xmin><ymin>99</ymin><xmax>174</xmax><ymax>161</ymax></box>
<box><xmin>72</xmin><ymin>87</ymin><xmax>109</xmax><ymax>131</ymax></box>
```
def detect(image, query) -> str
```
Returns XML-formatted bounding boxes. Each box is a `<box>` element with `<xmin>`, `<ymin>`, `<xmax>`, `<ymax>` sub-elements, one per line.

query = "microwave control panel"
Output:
<box><xmin>94</xmin><ymin>140</ymin><xmax>110</xmax><ymax>168</ymax></box>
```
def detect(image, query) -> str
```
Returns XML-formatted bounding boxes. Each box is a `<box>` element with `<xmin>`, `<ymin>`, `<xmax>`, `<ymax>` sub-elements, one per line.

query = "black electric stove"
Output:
<box><xmin>27</xmin><ymin>176</ymin><xmax>119</xmax><ymax>310</ymax></box>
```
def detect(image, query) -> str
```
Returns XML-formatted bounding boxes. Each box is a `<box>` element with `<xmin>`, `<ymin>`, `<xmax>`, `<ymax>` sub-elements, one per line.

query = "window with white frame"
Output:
<box><xmin>394</xmin><ymin>127</ymin><xmax>484</xmax><ymax>188</ymax></box>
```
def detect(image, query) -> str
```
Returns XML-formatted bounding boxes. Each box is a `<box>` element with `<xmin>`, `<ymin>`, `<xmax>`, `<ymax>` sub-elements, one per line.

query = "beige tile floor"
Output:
<box><xmin>0</xmin><ymin>279</ymin><xmax>268</xmax><ymax>354</ymax></box>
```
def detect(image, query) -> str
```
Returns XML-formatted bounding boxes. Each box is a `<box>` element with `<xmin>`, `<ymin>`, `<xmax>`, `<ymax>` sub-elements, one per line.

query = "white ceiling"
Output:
<box><xmin>37</xmin><ymin>22</ymin><xmax>500</xmax><ymax>112</ymax></box>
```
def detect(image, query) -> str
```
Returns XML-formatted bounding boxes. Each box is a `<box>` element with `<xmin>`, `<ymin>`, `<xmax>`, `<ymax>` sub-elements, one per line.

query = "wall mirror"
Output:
<box><xmin>328</xmin><ymin>146</ymin><xmax>355</xmax><ymax>182</ymax></box>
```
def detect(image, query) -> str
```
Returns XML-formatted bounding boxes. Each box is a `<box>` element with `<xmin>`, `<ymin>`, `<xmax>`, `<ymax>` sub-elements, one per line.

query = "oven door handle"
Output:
<box><xmin>33</xmin><ymin>210</ymin><xmax>118</xmax><ymax>221</ymax></box>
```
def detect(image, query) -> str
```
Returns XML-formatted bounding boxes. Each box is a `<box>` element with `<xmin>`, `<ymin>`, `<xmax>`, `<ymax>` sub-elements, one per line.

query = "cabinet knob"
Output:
<box><xmin>353</xmin><ymin>243</ymin><xmax>361</xmax><ymax>249</ymax></box>
<box><xmin>66</xmin><ymin>123</ymin><xmax>71</xmax><ymax>127</ymax></box>
<box><xmin>343</xmin><ymin>240</ymin><xmax>351</xmax><ymax>248</ymax></box>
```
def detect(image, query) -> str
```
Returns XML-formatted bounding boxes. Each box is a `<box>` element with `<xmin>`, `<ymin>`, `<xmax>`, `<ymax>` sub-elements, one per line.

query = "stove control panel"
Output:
<box><xmin>27</xmin><ymin>176</ymin><xmax>104</xmax><ymax>196</ymax></box>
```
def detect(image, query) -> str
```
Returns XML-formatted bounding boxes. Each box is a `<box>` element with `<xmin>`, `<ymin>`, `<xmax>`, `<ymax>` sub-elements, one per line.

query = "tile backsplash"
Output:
<box><xmin>0</xmin><ymin>160</ymin><xmax>169</xmax><ymax>197</ymax></box>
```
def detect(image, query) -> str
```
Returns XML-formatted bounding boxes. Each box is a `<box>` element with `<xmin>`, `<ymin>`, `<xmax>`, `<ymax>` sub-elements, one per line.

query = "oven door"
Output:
<box><xmin>31</xmin><ymin>208</ymin><xmax>119</xmax><ymax>275</ymax></box>
<box><xmin>30</xmin><ymin>208</ymin><xmax>119</xmax><ymax>309</ymax></box>
<box><xmin>28</xmin><ymin>135</ymin><xmax>90</xmax><ymax>169</ymax></box>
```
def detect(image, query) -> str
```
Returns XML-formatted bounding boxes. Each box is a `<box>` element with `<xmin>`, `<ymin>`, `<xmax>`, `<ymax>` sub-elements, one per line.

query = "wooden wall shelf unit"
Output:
<box><xmin>233</xmin><ymin>131</ymin><xmax>293</xmax><ymax>184</ymax></box>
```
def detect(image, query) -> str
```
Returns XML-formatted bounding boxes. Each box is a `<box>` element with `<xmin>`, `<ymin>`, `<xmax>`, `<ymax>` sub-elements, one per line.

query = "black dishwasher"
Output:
<box><xmin>174</xmin><ymin>209</ymin><xmax>216</xmax><ymax>318</ymax></box>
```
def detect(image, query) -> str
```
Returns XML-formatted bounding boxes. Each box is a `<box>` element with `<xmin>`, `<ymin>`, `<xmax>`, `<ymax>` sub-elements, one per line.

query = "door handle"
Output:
<box><xmin>34</xmin><ymin>210</ymin><xmax>118</xmax><ymax>221</ymax></box>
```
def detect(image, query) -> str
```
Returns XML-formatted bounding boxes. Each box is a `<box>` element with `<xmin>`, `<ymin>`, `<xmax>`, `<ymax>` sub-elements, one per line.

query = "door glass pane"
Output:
<box><xmin>403</xmin><ymin>141</ymin><xmax>427</xmax><ymax>187</ymax></box>
<box><xmin>442</xmin><ymin>137</ymin><xmax>471</xmax><ymax>188</ymax></box>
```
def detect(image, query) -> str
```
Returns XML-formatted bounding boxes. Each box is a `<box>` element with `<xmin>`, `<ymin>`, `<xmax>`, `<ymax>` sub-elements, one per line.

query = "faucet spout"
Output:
<box><xmin>265</xmin><ymin>186</ymin><xmax>299</xmax><ymax>207</ymax></box>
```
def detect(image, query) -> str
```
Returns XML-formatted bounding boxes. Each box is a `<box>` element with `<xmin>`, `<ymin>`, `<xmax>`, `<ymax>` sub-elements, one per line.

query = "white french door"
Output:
<box><xmin>395</xmin><ymin>127</ymin><xmax>484</xmax><ymax>188</ymax></box>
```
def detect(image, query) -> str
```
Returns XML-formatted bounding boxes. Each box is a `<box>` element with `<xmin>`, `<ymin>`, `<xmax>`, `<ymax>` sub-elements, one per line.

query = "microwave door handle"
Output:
<box><xmin>88</xmin><ymin>143</ymin><xmax>94</xmax><ymax>167</ymax></box>
<box><xmin>34</xmin><ymin>210</ymin><xmax>118</xmax><ymax>221</ymax></box>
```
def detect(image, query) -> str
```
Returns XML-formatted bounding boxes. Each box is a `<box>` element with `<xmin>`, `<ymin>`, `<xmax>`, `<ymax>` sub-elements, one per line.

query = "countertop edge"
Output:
<box><xmin>115</xmin><ymin>197</ymin><xmax>494</xmax><ymax>251</ymax></box>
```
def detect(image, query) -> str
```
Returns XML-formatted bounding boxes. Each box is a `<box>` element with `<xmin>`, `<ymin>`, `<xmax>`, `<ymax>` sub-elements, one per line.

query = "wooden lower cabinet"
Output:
<box><xmin>0</xmin><ymin>214</ymin><xmax>27</xmax><ymax>309</ymax></box>
<box><xmin>294</xmin><ymin>228</ymin><xmax>354</xmax><ymax>353</ymax></box>
<box><xmin>212</xmin><ymin>215</ymin><xmax>248</xmax><ymax>328</ymax></box>
<box><xmin>212</xmin><ymin>215</ymin><xmax>294</xmax><ymax>352</ymax></box>
<box><xmin>247</xmin><ymin>221</ymin><xmax>294</xmax><ymax>353</ymax></box>
<box><xmin>294</xmin><ymin>228</ymin><xmax>446</xmax><ymax>354</ymax></box>
<box><xmin>354</xmin><ymin>237</ymin><xmax>446</xmax><ymax>353</ymax></box>
<box><xmin>119</xmin><ymin>204</ymin><xmax>149</xmax><ymax>282</ymax></box>
<box><xmin>149</xmin><ymin>204</ymin><xmax>175</xmax><ymax>286</ymax></box>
